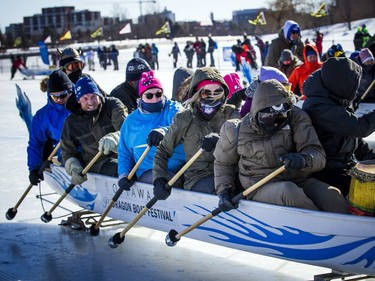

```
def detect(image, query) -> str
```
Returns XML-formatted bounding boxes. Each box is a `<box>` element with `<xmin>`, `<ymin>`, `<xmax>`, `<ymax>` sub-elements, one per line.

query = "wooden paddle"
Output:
<box><xmin>165</xmin><ymin>166</ymin><xmax>286</xmax><ymax>246</ymax></box>
<box><xmin>108</xmin><ymin>148</ymin><xmax>204</xmax><ymax>248</ymax></box>
<box><xmin>359</xmin><ymin>79</ymin><xmax>375</xmax><ymax>102</ymax></box>
<box><xmin>6</xmin><ymin>142</ymin><xmax>61</xmax><ymax>220</ymax></box>
<box><xmin>40</xmin><ymin>151</ymin><xmax>102</xmax><ymax>223</ymax></box>
<box><xmin>89</xmin><ymin>146</ymin><xmax>151</xmax><ymax>236</ymax></box>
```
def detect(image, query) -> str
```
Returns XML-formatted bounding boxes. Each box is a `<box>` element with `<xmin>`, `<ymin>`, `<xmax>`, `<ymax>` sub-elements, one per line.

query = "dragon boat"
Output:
<box><xmin>43</xmin><ymin>165</ymin><xmax>375</xmax><ymax>277</ymax></box>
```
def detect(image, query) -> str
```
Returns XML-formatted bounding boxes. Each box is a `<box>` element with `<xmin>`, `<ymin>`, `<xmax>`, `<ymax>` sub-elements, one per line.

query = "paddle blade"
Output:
<box><xmin>15</xmin><ymin>84</ymin><xmax>33</xmax><ymax>132</ymax></box>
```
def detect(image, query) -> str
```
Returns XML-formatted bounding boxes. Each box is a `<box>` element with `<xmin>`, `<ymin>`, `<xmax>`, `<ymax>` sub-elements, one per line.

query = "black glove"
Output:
<box><xmin>201</xmin><ymin>133</ymin><xmax>220</xmax><ymax>152</ymax></box>
<box><xmin>118</xmin><ymin>177</ymin><xmax>135</xmax><ymax>191</ymax></box>
<box><xmin>218</xmin><ymin>191</ymin><xmax>238</xmax><ymax>212</ymax></box>
<box><xmin>147</xmin><ymin>129</ymin><xmax>164</xmax><ymax>147</ymax></box>
<box><xmin>29</xmin><ymin>168</ymin><xmax>43</xmax><ymax>186</ymax></box>
<box><xmin>352</xmin><ymin>96</ymin><xmax>361</xmax><ymax>112</ymax></box>
<box><xmin>282</xmin><ymin>153</ymin><xmax>307</xmax><ymax>170</ymax></box>
<box><xmin>153</xmin><ymin>177</ymin><xmax>170</xmax><ymax>200</ymax></box>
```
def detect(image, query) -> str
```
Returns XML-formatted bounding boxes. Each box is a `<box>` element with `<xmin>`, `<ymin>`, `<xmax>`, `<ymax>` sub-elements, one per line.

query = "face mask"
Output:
<box><xmin>257</xmin><ymin>103</ymin><xmax>290</xmax><ymax>135</ymax></box>
<box><xmin>68</xmin><ymin>69</ymin><xmax>83</xmax><ymax>84</ymax></box>
<box><xmin>198</xmin><ymin>99</ymin><xmax>222</xmax><ymax>120</ymax></box>
<box><xmin>138</xmin><ymin>97</ymin><xmax>165</xmax><ymax>113</ymax></box>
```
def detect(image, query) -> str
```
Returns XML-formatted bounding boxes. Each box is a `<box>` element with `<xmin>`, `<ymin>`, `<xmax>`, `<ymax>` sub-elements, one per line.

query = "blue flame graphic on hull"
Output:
<box><xmin>47</xmin><ymin>170</ymin><xmax>97</xmax><ymax>210</ymax></box>
<box><xmin>184</xmin><ymin>204</ymin><xmax>375</xmax><ymax>270</ymax></box>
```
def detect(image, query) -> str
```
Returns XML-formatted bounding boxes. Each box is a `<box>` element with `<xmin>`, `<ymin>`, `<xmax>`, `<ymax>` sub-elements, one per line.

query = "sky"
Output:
<box><xmin>0</xmin><ymin>0</ymin><xmax>269</xmax><ymax>32</ymax></box>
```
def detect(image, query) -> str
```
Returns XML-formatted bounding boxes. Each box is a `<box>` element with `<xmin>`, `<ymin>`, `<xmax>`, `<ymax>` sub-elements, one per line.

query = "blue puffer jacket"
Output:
<box><xmin>118</xmin><ymin>98</ymin><xmax>186</xmax><ymax>179</ymax></box>
<box><xmin>27</xmin><ymin>97</ymin><xmax>70</xmax><ymax>171</ymax></box>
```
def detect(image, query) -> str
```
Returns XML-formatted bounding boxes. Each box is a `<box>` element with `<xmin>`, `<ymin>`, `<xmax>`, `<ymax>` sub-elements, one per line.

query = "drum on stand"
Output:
<box><xmin>349</xmin><ymin>160</ymin><xmax>375</xmax><ymax>216</ymax></box>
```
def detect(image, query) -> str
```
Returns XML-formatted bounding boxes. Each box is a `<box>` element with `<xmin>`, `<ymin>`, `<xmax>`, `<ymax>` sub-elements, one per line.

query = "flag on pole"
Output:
<box><xmin>155</xmin><ymin>22</ymin><xmax>170</xmax><ymax>35</ymax></box>
<box><xmin>37</xmin><ymin>41</ymin><xmax>50</xmax><ymax>65</ymax></box>
<box><xmin>90</xmin><ymin>27</ymin><xmax>103</xmax><ymax>38</ymax></box>
<box><xmin>311</xmin><ymin>3</ymin><xmax>328</xmax><ymax>17</ymax></box>
<box><xmin>119</xmin><ymin>23</ymin><xmax>131</xmax><ymax>34</ymax></box>
<box><xmin>248</xmin><ymin>11</ymin><xmax>267</xmax><ymax>25</ymax></box>
<box><xmin>200</xmin><ymin>14</ymin><xmax>213</xmax><ymax>26</ymax></box>
<box><xmin>59</xmin><ymin>30</ymin><xmax>72</xmax><ymax>41</ymax></box>
<box><xmin>44</xmin><ymin>35</ymin><xmax>52</xmax><ymax>44</ymax></box>
<box><xmin>13</xmin><ymin>36</ymin><xmax>22</xmax><ymax>47</ymax></box>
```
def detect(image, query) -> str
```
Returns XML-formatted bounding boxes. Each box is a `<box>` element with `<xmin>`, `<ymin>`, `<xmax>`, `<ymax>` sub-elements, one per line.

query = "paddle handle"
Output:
<box><xmin>46</xmin><ymin>151</ymin><xmax>102</xmax><ymax>215</ymax></box>
<box><xmin>242</xmin><ymin>166</ymin><xmax>286</xmax><ymax>198</ymax></box>
<box><xmin>176</xmin><ymin>166</ymin><xmax>286</xmax><ymax>240</ymax></box>
<box><xmin>128</xmin><ymin>146</ymin><xmax>150</xmax><ymax>180</ymax></box>
<box><xmin>117</xmin><ymin>148</ymin><xmax>204</xmax><ymax>238</ymax></box>
<box><xmin>94</xmin><ymin>146</ymin><xmax>151</xmax><ymax>229</ymax></box>
<box><xmin>360</xmin><ymin>79</ymin><xmax>375</xmax><ymax>101</ymax></box>
<box><xmin>167</xmin><ymin>148</ymin><xmax>204</xmax><ymax>187</ymax></box>
<box><xmin>119</xmin><ymin>197</ymin><xmax>158</xmax><ymax>237</ymax></box>
<box><xmin>11</xmin><ymin>142</ymin><xmax>61</xmax><ymax>211</ymax></box>
<box><xmin>82</xmin><ymin>151</ymin><xmax>102</xmax><ymax>174</ymax></box>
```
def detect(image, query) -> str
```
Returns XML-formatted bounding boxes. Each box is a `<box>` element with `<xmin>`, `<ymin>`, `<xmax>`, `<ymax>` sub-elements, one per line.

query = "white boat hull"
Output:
<box><xmin>44</xmin><ymin>165</ymin><xmax>375</xmax><ymax>276</ymax></box>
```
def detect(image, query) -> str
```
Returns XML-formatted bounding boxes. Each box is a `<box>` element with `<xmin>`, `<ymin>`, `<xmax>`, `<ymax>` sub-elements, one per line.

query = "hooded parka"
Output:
<box><xmin>153</xmin><ymin>67</ymin><xmax>239</xmax><ymax>190</ymax></box>
<box><xmin>215</xmin><ymin>79</ymin><xmax>349</xmax><ymax>213</ymax></box>
<box><xmin>302</xmin><ymin>57</ymin><xmax>375</xmax><ymax>195</ymax></box>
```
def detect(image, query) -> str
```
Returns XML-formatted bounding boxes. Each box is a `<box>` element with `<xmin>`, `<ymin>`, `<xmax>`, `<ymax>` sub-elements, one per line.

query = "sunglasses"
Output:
<box><xmin>65</xmin><ymin>61</ymin><xmax>84</xmax><ymax>72</ymax></box>
<box><xmin>144</xmin><ymin>91</ymin><xmax>163</xmax><ymax>100</ymax></box>
<box><xmin>258</xmin><ymin>111</ymin><xmax>289</xmax><ymax>127</ymax></box>
<box><xmin>49</xmin><ymin>90</ymin><xmax>69</xmax><ymax>101</ymax></box>
<box><xmin>200</xmin><ymin>87</ymin><xmax>225</xmax><ymax>99</ymax></box>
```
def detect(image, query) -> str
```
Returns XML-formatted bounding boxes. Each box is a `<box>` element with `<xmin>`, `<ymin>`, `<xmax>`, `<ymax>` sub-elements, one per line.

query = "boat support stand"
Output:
<box><xmin>314</xmin><ymin>270</ymin><xmax>374</xmax><ymax>281</ymax></box>
<box><xmin>60</xmin><ymin>210</ymin><xmax>125</xmax><ymax>231</ymax></box>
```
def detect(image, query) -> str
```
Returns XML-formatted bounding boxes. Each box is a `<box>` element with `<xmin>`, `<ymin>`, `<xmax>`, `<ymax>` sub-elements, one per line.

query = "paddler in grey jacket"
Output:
<box><xmin>153</xmin><ymin>67</ymin><xmax>240</xmax><ymax>200</ymax></box>
<box><xmin>214</xmin><ymin>79</ymin><xmax>349</xmax><ymax>214</ymax></box>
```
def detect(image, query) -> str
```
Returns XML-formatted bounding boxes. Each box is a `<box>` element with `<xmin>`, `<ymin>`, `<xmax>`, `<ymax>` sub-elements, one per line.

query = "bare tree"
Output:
<box><xmin>111</xmin><ymin>3</ymin><xmax>128</xmax><ymax>21</ymax></box>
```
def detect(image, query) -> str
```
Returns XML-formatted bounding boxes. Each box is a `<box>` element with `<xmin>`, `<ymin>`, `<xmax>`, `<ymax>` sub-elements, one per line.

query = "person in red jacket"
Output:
<box><xmin>11</xmin><ymin>55</ymin><xmax>27</xmax><ymax>80</ymax></box>
<box><xmin>289</xmin><ymin>44</ymin><xmax>322</xmax><ymax>99</ymax></box>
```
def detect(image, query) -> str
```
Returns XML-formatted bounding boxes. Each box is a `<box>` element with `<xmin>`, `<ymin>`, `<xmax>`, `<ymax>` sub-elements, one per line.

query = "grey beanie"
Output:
<box><xmin>279</xmin><ymin>49</ymin><xmax>293</xmax><ymax>63</ymax></box>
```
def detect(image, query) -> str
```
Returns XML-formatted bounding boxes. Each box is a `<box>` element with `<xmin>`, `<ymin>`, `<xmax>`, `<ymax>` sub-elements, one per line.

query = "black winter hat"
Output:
<box><xmin>47</xmin><ymin>70</ymin><xmax>73</xmax><ymax>93</ymax></box>
<box><xmin>58</xmin><ymin>47</ymin><xmax>83</xmax><ymax>68</ymax></box>
<box><xmin>172</xmin><ymin>67</ymin><xmax>194</xmax><ymax>99</ymax></box>
<box><xmin>125</xmin><ymin>58</ymin><xmax>151</xmax><ymax>82</ymax></box>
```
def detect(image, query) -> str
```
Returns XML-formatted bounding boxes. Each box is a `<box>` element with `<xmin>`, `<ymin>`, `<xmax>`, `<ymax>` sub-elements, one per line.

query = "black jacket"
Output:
<box><xmin>110</xmin><ymin>81</ymin><xmax>139</xmax><ymax>114</ymax></box>
<box><xmin>302</xmin><ymin>57</ymin><xmax>375</xmax><ymax>170</ymax></box>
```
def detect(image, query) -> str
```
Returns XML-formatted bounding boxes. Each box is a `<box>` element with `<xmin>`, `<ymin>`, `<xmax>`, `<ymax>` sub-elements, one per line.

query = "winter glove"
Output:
<box><xmin>29</xmin><ymin>168</ymin><xmax>44</xmax><ymax>186</ymax></box>
<box><xmin>201</xmin><ymin>133</ymin><xmax>220</xmax><ymax>152</ymax></box>
<box><xmin>71</xmin><ymin>169</ymin><xmax>87</xmax><ymax>185</ymax></box>
<box><xmin>147</xmin><ymin>129</ymin><xmax>164</xmax><ymax>147</ymax></box>
<box><xmin>65</xmin><ymin>157</ymin><xmax>87</xmax><ymax>185</ymax></box>
<box><xmin>282</xmin><ymin>153</ymin><xmax>307</xmax><ymax>171</ymax></box>
<box><xmin>352</xmin><ymin>96</ymin><xmax>361</xmax><ymax>112</ymax></box>
<box><xmin>98</xmin><ymin>132</ymin><xmax>120</xmax><ymax>155</ymax></box>
<box><xmin>218</xmin><ymin>191</ymin><xmax>238</xmax><ymax>212</ymax></box>
<box><xmin>118</xmin><ymin>176</ymin><xmax>135</xmax><ymax>191</ymax></box>
<box><xmin>153</xmin><ymin>177</ymin><xmax>170</xmax><ymax>200</ymax></box>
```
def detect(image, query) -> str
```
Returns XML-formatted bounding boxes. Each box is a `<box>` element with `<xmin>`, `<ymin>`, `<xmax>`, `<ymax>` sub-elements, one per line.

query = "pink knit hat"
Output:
<box><xmin>138</xmin><ymin>70</ymin><xmax>163</xmax><ymax>96</ymax></box>
<box><xmin>223</xmin><ymin>73</ymin><xmax>243</xmax><ymax>99</ymax></box>
<box><xmin>359</xmin><ymin>48</ymin><xmax>374</xmax><ymax>64</ymax></box>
